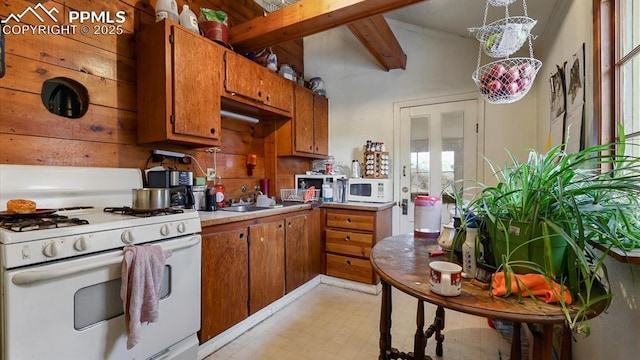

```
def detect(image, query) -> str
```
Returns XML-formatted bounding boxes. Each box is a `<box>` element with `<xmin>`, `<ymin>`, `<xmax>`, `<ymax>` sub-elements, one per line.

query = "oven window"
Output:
<box><xmin>73</xmin><ymin>265</ymin><xmax>172</xmax><ymax>330</ymax></box>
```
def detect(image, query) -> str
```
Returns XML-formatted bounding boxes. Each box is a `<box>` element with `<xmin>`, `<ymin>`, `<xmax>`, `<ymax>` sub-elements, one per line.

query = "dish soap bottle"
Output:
<box><xmin>154</xmin><ymin>0</ymin><xmax>179</xmax><ymax>23</ymax></box>
<box><xmin>179</xmin><ymin>5</ymin><xmax>199</xmax><ymax>34</ymax></box>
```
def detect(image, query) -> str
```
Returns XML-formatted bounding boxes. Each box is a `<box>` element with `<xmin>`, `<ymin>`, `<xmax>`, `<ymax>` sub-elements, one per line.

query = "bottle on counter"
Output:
<box><xmin>325</xmin><ymin>155</ymin><xmax>335</xmax><ymax>174</ymax></box>
<box><xmin>154</xmin><ymin>0</ymin><xmax>179</xmax><ymax>23</ymax></box>
<box><xmin>322</xmin><ymin>183</ymin><xmax>333</xmax><ymax>202</ymax></box>
<box><xmin>351</xmin><ymin>160</ymin><xmax>361</xmax><ymax>178</ymax></box>
<box><xmin>214</xmin><ymin>180</ymin><xmax>226</xmax><ymax>208</ymax></box>
<box><xmin>179</xmin><ymin>5</ymin><xmax>199</xmax><ymax>33</ymax></box>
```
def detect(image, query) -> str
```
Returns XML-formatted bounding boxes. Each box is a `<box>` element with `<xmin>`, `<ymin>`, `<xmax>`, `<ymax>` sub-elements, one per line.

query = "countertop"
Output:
<box><xmin>198</xmin><ymin>201</ymin><xmax>395</xmax><ymax>227</ymax></box>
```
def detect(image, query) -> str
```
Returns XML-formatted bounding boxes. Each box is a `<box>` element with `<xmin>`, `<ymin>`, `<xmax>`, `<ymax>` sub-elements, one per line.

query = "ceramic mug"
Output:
<box><xmin>429</xmin><ymin>261</ymin><xmax>463</xmax><ymax>296</ymax></box>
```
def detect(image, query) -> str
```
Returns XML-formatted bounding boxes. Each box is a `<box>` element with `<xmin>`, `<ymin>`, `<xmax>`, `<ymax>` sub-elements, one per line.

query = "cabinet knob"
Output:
<box><xmin>210</xmin><ymin>128</ymin><xmax>216</xmax><ymax>134</ymax></box>
<box><xmin>344</xmin><ymin>236</ymin><xmax>350</xmax><ymax>242</ymax></box>
<box><xmin>346</xmin><ymin>218</ymin><xmax>352</xmax><ymax>223</ymax></box>
<box><xmin>258</xmin><ymin>91</ymin><xmax>262</xmax><ymax>98</ymax></box>
<box><xmin>266</xmin><ymin>95</ymin><xmax>270</xmax><ymax>102</ymax></box>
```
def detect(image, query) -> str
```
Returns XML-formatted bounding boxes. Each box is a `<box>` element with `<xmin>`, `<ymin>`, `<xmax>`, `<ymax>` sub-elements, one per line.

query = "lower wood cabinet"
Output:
<box><xmin>199</xmin><ymin>227</ymin><xmax>248</xmax><ymax>343</ymax></box>
<box><xmin>199</xmin><ymin>209</ymin><xmax>319</xmax><ymax>344</ymax></box>
<box><xmin>324</xmin><ymin>206</ymin><xmax>392</xmax><ymax>285</ymax></box>
<box><xmin>249</xmin><ymin>220</ymin><xmax>285</xmax><ymax>314</ymax></box>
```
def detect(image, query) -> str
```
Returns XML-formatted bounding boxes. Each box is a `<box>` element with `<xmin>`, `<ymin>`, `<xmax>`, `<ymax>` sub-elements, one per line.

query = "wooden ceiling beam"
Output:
<box><xmin>228</xmin><ymin>0</ymin><xmax>428</xmax><ymax>53</ymax></box>
<box><xmin>347</xmin><ymin>15</ymin><xmax>407</xmax><ymax>71</ymax></box>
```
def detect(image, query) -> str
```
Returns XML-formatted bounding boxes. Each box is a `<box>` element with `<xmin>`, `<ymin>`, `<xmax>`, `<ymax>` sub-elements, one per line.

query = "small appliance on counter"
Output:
<box><xmin>295</xmin><ymin>174</ymin><xmax>346</xmax><ymax>201</ymax></box>
<box><xmin>348</xmin><ymin>178</ymin><xmax>393</xmax><ymax>203</ymax></box>
<box><xmin>147</xmin><ymin>170</ymin><xmax>195</xmax><ymax>209</ymax></box>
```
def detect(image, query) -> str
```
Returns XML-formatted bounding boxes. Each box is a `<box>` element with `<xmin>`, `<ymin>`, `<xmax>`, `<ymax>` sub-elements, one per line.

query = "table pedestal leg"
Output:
<box><xmin>424</xmin><ymin>305</ymin><xmax>445</xmax><ymax>357</ymax></box>
<box><xmin>529</xmin><ymin>323</ymin><xmax>555</xmax><ymax>360</ymax></box>
<box><xmin>413</xmin><ymin>300</ymin><xmax>426</xmax><ymax>359</ymax></box>
<box><xmin>510</xmin><ymin>322</ymin><xmax>522</xmax><ymax>360</ymax></box>
<box><xmin>379</xmin><ymin>281</ymin><xmax>393</xmax><ymax>360</ymax></box>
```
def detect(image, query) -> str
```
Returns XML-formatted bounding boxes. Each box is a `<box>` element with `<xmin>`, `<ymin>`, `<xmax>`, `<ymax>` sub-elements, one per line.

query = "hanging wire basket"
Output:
<box><xmin>487</xmin><ymin>0</ymin><xmax>517</xmax><ymax>6</ymax></box>
<box><xmin>469</xmin><ymin>16</ymin><xmax>537</xmax><ymax>58</ymax></box>
<box><xmin>472</xmin><ymin>57</ymin><xmax>542</xmax><ymax>104</ymax></box>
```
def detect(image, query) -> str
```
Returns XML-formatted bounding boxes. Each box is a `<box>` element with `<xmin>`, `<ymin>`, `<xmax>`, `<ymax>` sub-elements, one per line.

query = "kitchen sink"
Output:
<box><xmin>219</xmin><ymin>205</ymin><xmax>265</xmax><ymax>212</ymax></box>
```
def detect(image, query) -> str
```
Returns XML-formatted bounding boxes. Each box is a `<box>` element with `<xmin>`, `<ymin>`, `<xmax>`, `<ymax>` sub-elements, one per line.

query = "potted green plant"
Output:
<box><xmin>448</xmin><ymin>126</ymin><xmax>640</xmax><ymax>335</ymax></box>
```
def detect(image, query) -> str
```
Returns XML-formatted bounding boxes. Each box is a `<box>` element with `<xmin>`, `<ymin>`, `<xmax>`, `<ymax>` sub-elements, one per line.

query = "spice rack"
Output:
<box><xmin>363</xmin><ymin>151</ymin><xmax>390</xmax><ymax>178</ymax></box>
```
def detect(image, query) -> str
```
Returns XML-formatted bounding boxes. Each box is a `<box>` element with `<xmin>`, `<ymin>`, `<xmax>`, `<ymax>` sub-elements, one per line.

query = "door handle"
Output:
<box><xmin>401</xmin><ymin>198</ymin><xmax>408</xmax><ymax>215</ymax></box>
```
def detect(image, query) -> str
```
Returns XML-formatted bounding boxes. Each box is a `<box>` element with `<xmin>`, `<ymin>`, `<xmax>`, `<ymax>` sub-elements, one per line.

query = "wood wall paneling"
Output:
<box><xmin>0</xmin><ymin>0</ymin><xmax>309</xmax><ymax>200</ymax></box>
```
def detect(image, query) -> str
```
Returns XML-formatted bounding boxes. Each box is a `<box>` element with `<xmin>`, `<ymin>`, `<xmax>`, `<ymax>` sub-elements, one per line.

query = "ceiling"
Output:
<box><xmin>384</xmin><ymin>0</ymin><xmax>565</xmax><ymax>43</ymax></box>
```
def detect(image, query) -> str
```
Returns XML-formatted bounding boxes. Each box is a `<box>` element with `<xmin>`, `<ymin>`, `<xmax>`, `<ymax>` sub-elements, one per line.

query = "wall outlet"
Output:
<box><xmin>206</xmin><ymin>168</ymin><xmax>216</xmax><ymax>181</ymax></box>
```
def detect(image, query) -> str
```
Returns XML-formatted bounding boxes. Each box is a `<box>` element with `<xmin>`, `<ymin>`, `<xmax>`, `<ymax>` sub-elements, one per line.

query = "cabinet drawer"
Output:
<box><xmin>325</xmin><ymin>229</ymin><xmax>372</xmax><ymax>258</ymax></box>
<box><xmin>326</xmin><ymin>254</ymin><xmax>375</xmax><ymax>284</ymax></box>
<box><xmin>326</xmin><ymin>211</ymin><xmax>374</xmax><ymax>232</ymax></box>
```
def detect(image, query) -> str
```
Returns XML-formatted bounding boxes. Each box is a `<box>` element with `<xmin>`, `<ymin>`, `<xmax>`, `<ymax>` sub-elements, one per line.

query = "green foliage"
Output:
<box><xmin>447</xmin><ymin>124</ymin><xmax>640</xmax><ymax>335</ymax></box>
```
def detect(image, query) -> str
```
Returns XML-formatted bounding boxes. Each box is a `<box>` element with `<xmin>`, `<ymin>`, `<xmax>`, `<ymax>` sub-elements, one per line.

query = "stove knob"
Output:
<box><xmin>42</xmin><ymin>242</ymin><xmax>59</xmax><ymax>257</ymax></box>
<box><xmin>74</xmin><ymin>236</ymin><xmax>88</xmax><ymax>252</ymax></box>
<box><xmin>121</xmin><ymin>230</ymin><xmax>134</xmax><ymax>244</ymax></box>
<box><xmin>177</xmin><ymin>222</ymin><xmax>187</xmax><ymax>233</ymax></box>
<box><xmin>160</xmin><ymin>224</ymin><xmax>170</xmax><ymax>237</ymax></box>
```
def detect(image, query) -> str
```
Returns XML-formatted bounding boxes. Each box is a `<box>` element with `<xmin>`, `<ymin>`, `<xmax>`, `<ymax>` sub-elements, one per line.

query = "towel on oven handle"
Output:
<box><xmin>120</xmin><ymin>244</ymin><xmax>172</xmax><ymax>349</ymax></box>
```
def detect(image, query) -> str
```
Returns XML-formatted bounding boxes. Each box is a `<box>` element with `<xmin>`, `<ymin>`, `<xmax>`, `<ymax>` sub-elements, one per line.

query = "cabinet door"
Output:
<box><xmin>171</xmin><ymin>25</ymin><xmax>222</xmax><ymax>142</ymax></box>
<box><xmin>313</xmin><ymin>94</ymin><xmax>329</xmax><ymax>156</ymax></box>
<box><xmin>308</xmin><ymin>207</ymin><xmax>324</xmax><ymax>277</ymax></box>
<box><xmin>200</xmin><ymin>227</ymin><xmax>248</xmax><ymax>343</ymax></box>
<box><xmin>224</xmin><ymin>52</ymin><xmax>293</xmax><ymax>113</ymax></box>
<box><xmin>285</xmin><ymin>213</ymin><xmax>310</xmax><ymax>292</ymax></box>
<box><xmin>249</xmin><ymin>220</ymin><xmax>285</xmax><ymax>314</ymax></box>
<box><xmin>294</xmin><ymin>85</ymin><xmax>315</xmax><ymax>154</ymax></box>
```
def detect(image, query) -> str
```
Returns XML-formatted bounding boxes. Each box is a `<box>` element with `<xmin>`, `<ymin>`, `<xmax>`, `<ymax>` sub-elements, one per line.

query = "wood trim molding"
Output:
<box><xmin>228</xmin><ymin>0</ymin><xmax>427</xmax><ymax>53</ymax></box>
<box><xmin>347</xmin><ymin>15</ymin><xmax>407</xmax><ymax>71</ymax></box>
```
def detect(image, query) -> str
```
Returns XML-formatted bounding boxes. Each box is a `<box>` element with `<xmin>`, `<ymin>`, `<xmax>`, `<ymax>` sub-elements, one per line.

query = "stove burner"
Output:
<box><xmin>0</xmin><ymin>214</ymin><xmax>90</xmax><ymax>232</ymax></box>
<box><xmin>103</xmin><ymin>207</ymin><xmax>184</xmax><ymax>217</ymax></box>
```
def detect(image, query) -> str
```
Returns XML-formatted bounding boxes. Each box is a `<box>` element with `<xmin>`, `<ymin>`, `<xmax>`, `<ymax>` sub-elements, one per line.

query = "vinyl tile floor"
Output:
<box><xmin>204</xmin><ymin>284</ymin><xmax>512</xmax><ymax>360</ymax></box>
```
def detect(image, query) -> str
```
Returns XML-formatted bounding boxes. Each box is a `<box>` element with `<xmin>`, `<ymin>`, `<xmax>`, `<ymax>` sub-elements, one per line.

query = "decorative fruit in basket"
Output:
<box><xmin>488</xmin><ymin>63</ymin><xmax>507</xmax><ymax>80</ymax></box>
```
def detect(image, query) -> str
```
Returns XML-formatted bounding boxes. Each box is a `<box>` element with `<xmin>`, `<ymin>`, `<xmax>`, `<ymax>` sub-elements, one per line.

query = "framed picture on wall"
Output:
<box><xmin>564</xmin><ymin>43</ymin><xmax>586</xmax><ymax>153</ymax></box>
<box><xmin>549</xmin><ymin>65</ymin><xmax>566</xmax><ymax>148</ymax></box>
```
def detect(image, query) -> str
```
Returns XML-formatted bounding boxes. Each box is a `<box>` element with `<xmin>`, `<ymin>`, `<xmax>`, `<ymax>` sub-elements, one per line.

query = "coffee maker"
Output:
<box><xmin>147</xmin><ymin>170</ymin><xmax>195</xmax><ymax>209</ymax></box>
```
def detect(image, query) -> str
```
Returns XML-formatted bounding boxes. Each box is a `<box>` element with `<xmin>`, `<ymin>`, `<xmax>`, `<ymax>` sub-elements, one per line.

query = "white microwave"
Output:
<box><xmin>348</xmin><ymin>178</ymin><xmax>393</xmax><ymax>203</ymax></box>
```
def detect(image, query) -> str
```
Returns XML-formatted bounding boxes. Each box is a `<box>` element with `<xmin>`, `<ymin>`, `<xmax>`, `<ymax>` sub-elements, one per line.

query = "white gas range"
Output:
<box><xmin>0</xmin><ymin>165</ymin><xmax>202</xmax><ymax>360</ymax></box>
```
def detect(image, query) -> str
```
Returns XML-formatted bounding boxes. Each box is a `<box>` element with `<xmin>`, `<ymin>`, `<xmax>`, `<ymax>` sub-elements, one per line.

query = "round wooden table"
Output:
<box><xmin>370</xmin><ymin>233</ymin><xmax>602</xmax><ymax>360</ymax></box>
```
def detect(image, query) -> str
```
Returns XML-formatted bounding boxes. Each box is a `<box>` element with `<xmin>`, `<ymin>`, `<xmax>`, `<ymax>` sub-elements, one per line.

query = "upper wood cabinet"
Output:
<box><xmin>224</xmin><ymin>51</ymin><xmax>293</xmax><ymax>113</ymax></box>
<box><xmin>276</xmin><ymin>84</ymin><xmax>329</xmax><ymax>158</ymax></box>
<box><xmin>136</xmin><ymin>19</ymin><xmax>224</xmax><ymax>147</ymax></box>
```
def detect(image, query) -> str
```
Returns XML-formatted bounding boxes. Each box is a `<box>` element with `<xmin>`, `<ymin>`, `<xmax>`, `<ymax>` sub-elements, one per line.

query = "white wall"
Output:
<box><xmin>533</xmin><ymin>1</ymin><xmax>640</xmax><ymax>358</ymax></box>
<box><xmin>304</xmin><ymin>19</ymin><xmax>538</xmax><ymax>233</ymax></box>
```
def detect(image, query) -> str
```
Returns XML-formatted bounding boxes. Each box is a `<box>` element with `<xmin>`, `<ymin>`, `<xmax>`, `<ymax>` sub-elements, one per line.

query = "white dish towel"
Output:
<box><xmin>120</xmin><ymin>244</ymin><xmax>171</xmax><ymax>349</ymax></box>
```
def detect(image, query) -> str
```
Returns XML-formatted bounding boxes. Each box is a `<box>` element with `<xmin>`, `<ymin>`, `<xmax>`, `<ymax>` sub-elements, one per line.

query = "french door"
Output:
<box><xmin>397</xmin><ymin>99</ymin><xmax>480</xmax><ymax>235</ymax></box>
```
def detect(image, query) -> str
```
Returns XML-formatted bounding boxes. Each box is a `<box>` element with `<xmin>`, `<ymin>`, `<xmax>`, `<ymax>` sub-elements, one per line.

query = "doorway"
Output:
<box><xmin>394</xmin><ymin>97</ymin><xmax>483</xmax><ymax>235</ymax></box>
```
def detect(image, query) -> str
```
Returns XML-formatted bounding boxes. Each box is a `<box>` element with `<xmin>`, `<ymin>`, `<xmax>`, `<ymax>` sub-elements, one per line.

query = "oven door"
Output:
<box><xmin>3</xmin><ymin>235</ymin><xmax>201</xmax><ymax>360</ymax></box>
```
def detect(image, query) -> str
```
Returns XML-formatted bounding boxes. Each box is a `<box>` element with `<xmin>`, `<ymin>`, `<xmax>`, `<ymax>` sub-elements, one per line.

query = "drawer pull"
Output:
<box><xmin>346</xmin><ymin>218</ymin><xmax>352</xmax><ymax>223</ymax></box>
<box><xmin>346</xmin><ymin>260</ymin><xmax>351</xmax><ymax>265</ymax></box>
<box><xmin>344</xmin><ymin>236</ymin><xmax>350</xmax><ymax>241</ymax></box>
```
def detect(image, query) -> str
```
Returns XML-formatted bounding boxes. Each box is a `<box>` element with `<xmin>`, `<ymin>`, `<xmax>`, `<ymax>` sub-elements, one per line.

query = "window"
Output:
<box><xmin>596</xmin><ymin>0</ymin><xmax>640</xmax><ymax>154</ymax></box>
<box><xmin>410</xmin><ymin>151</ymin><xmax>455</xmax><ymax>194</ymax></box>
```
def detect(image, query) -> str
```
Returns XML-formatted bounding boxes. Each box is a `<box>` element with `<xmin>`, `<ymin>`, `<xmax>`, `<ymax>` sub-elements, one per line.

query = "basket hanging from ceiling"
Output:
<box><xmin>487</xmin><ymin>0</ymin><xmax>517</xmax><ymax>6</ymax></box>
<box><xmin>471</xmin><ymin>0</ymin><xmax>541</xmax><ymax>104</ymax></box>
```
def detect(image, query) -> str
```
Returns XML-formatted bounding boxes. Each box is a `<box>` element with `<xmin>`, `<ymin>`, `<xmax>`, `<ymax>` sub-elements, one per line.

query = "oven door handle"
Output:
<box><xmin>11</xmin><ymin>236</ymin><xmax>201</xmax><ymax>286</ymax></box>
